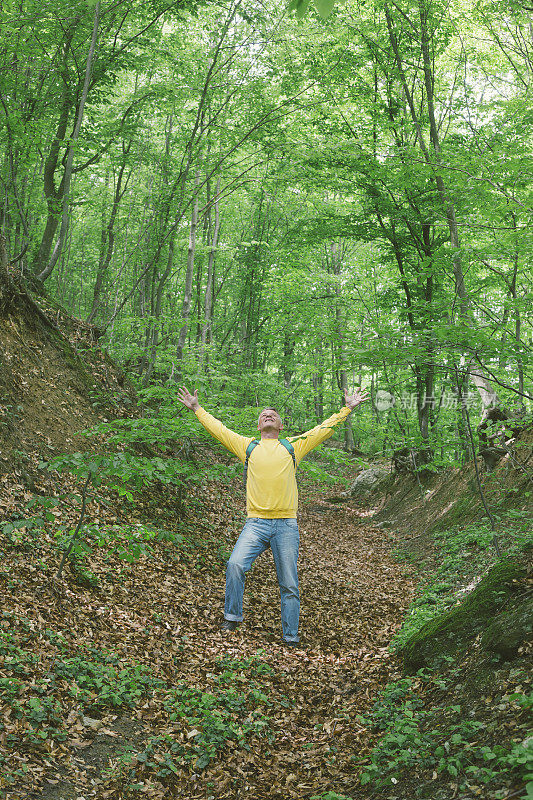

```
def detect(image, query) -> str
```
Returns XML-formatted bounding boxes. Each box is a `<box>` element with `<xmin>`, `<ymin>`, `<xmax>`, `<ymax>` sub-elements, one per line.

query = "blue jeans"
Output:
<box><xmin>224</xmin><ymin>518</ymin><xmax>300</xmax><ymax>642</ymax></box>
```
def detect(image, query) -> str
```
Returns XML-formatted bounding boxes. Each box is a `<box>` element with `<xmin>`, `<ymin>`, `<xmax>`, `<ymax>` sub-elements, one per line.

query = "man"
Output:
<box><xmin>177</xmin><ymin>386</ymin><xmax>368</xmax><ymax>647</ymax></box>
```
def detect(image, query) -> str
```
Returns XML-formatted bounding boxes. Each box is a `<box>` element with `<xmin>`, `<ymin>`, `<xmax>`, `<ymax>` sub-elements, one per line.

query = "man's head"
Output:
<box><xmin>257</xmin><ymin>407</ymin><xmax>283</xmax><ymax>436</ymax></box>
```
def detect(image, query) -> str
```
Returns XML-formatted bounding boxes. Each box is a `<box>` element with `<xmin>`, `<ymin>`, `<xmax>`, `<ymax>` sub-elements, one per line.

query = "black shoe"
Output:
<box><xmin>283</xmin><ymin>640</ymin><xmax>305</xmax><ymax>649</ymax></box>
<box><xmin>221</xmin><ymin>620</ymin><xmax>240</xmax><ymax>631</ymax></box>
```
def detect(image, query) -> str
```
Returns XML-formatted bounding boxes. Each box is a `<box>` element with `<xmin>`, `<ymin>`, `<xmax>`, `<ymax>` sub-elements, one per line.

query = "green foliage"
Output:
<box><xmin>44</xmin><ymin>451</ymin><xmax>192</xmax><ymax>497</ymax></box>
<box><xmin>155</xmin><ymin>679</ymin><xmax>271</xmax><ymax>770</ymax></box>
<box><xmin>0</xmin><ymin>629</ymin><xmax>66</xmax><ymax>747</ymax></box>
<box><xmin>11</xmin><ymin>696</ymin><xmax>67</xmax><ymax>746</ymax></box>
<box><xmin>507</xmin><ymin>738</ymin><xmax>533</xmax><ymax>800</ymax></box>
<box><xmin>53</xmin><ymin>650</ymin><xmax>160</xmax><ymax>710</ymax></box>
<box><xmin>89</xmin><ymin>522</ymin><xmax>185</xmax><ymax>562</ymax></box>
<box><xmin>0</xmin><ymin>628</ymin><xmax>39</xmax><ymax>675</ymax></box>
<box><xmin>84</xmin><ymin>395</ymin><xmax>199</xmax><ymax>450</ymax></box>
<box><xmin>1</xmin><ymin>495</ymin><xmax>59</xmax><ymax>549</ymax></box>
<box><xmin>297</xmin><ymin>453</ymin><xmax>353</xmax><ymax>486</ymax></box>
<box><xmin>357</xmin><ymin>674</ymin><xmax>532</xmax><ymax>795</ymax></box>
<box><xmin>100</xmin><ymin>653</ymin><xmax>275</xmax><ymax>784</ymax></box>
<box><xmin>87</xmin><ymin>387</ymin><xmax>134</xmax><ymax>413</ymax></box>
<box><xmin>34</xmin><ymin>442</ymin><xmax>195</xmax><ymax>577</ymax></box>
<box><xmin>214</xmin><ymin>652</ymin><xmax>276</xmax><ymax>682</ymax></box>
<box><xmin>1</xmin><ymin>613</ymin><xmax>276</xmax><ymax>785</ymax></box>
<box><xmin>2</xmin><ymin>0</ymin><xmax>532</xmax><ymax>478</ymax></box>
<box><xmin>2</xmin><ymin>623</ymin><xmax>275</xmax><ymax>786</ymax></box>
<box><xmin>287</xmin><ymin>0</ymin><xmax>336</xmax><ymax>20</ymax></box>
<box><xmin>392</xmin><ymin>513</ymin><xmax>533</xmax><ymax>653</ymax></box>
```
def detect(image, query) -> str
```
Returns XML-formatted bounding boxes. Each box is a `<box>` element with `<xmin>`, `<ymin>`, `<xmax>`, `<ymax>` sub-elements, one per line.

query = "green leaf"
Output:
<box><xmin>292</xmin><ymin>0</ymin><xmax>312</xmax><ymax>19</ymax></box>
<box><xmin>313</xmin><ymin>0</ymin><xmax>335</xmax><ymax>18</ymax></box>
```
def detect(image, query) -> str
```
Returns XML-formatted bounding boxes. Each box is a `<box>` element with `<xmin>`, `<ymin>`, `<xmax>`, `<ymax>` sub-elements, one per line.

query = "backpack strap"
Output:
<box><xmin>243</xmin><ymin>439</ymin><xmax>260</xmax><ymax>485</ymax></box>
<box><xmin>243</xmin><ymin>438</ymin><xmax>296</xmax><ymax>486</ymax></box>
<box><xmin>279</xmin><ymin>438</ymin><xmax>296</xmax><ymax>471</ymax></box>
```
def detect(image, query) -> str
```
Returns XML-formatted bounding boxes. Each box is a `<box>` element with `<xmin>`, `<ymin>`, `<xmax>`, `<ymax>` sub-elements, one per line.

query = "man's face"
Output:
<box><xmin>257</xmin><ymin>408</ymin><xmax>283</xmax><ymax>434</ymax></box>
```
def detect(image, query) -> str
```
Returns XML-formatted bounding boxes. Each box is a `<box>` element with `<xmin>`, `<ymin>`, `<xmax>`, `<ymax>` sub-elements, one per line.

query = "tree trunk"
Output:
<box><xmin>201</xmin><ymin>176</ymin><xmax>221</xmax><ymax>354</ymax></box>
<box><xmin>37</xmin><ymin>3</ymin><xmax>100</xmax><ymax>282</ymax></box>
<box><xmin>30</xmin><ymin>21</ymin><xmax>78</xmax><ymax>277</ymax></box>
<box><xmin>313</xmin><ymin>337</ymin><xmax>324</xmax><ymax>420</ymax></box>
<box><xmin>330</xmin><ymin>239</ymin><xmax>355</xmax><ymax>451</ymax></box>
<box><xmin>510</xmin><ymin>215</ymin><xmax>525</xmax><ymax>406</ymax></box>
<box><xmin>468</xmin><ymin>370</ymin><xmax>501</xmax><ymax>419</ymax></box>
<box><xmin>0</xmin><ymin>234</ymin><xmax>11</xmax><ymax>295</ymax></box>
<box><xmin>385</xmin><ymin>0</ymin><xmax>507</xmax><ymax>422</ymax></box>
<box><xmin>87</xmin><ymin>156</ymin><xmax>130</xmax><ymax>323</ymax></box>
<box><xmin>175</xmin><ymin>171</ymin><xmax>200</xmax><ymax>371</ymax></box>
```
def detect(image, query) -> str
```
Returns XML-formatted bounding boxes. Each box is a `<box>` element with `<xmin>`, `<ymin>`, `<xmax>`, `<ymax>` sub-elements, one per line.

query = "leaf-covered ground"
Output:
<box><xmin>1</xmin><ymin>467</ymin><xmax>419</xmax><ymax>800</ymax></box>
<box><xmin>1</xmin><ymin>309</ymin><xmax>531</xmax><ymax>800</ymax></box>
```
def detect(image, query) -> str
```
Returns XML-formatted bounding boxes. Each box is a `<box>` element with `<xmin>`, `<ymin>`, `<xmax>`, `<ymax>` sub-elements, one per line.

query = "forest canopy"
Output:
<box><xmin>1</xmin><ymin>0</ymin><xmax>531</xmax><ymax>463</ymax></box>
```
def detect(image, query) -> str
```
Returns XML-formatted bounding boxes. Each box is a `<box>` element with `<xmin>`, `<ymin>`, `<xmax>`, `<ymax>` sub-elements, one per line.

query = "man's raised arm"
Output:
<box><xmin>177</xmin><ymin>386</ymin><xmax>250</xmax><ymax>462</ymax></box>
<box><xmin>290</xmin><ymin>387</ymin><xmax>369</xmax><ymax>461</ymax></box>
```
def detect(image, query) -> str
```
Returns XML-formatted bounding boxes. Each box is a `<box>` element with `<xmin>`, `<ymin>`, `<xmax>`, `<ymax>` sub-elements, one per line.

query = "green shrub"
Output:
<box><xmin>52</xmin><ymin>649</ymin><xmax>161</xmax><ymax>710</ymax></box>
<box><xmin>357</xmin><ymin>676</ymin><xmax>532</xmax><ymax>797</ymax></box>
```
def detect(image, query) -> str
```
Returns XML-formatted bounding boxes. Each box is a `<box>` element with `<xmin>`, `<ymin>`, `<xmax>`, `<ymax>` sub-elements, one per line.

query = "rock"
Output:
<box><xmin>481</xmin><ymin>596</ymin><xmax>533</xmax><ymax>659</ymax></box>
<box><xmin>399</xmin><ymin>558</ymin><xmax>527</xmax><ymax>673</ymax></box>
<box><xmin>83</xmin><ymin>716</ymin><xmax>104</xmax><ymax>731</ymax></box>
<box><xmin>479</xmin><ymin>446</ymin><xmax>508</xmax><ymax>471</ymax></box>
<box><xmin>347</xmin><ymin>466</ymin><xmax>391</xmax><ymax>497</ymax></box>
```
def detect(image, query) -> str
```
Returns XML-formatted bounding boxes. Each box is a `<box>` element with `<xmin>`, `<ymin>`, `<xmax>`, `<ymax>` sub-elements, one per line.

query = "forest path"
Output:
<box><xmin>177</xmin><ymin>501</ymin><xmax>417</xmax><ymax>799</ymax></box>
<box><xmin>20</xmin><ymin>495</ymin><xmax>417</xmax><ymax>800</ymax></box>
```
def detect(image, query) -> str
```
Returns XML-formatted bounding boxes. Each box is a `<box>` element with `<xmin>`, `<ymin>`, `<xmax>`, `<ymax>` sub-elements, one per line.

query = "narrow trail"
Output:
<box><xmin>170</xmin><ymin>501</ymin><xmax>417</xmax><ymax>799</ymax></box>
<box><xmin>16</xmin><ymin>492</ymin><xmax>417</xmax><ymax>800</ymax></box>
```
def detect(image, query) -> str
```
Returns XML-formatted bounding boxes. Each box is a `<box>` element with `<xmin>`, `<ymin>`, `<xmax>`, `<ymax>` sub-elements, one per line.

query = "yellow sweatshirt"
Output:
<box><xmin>194</xmin><ymin>406</ymin><xmax>352</xmax><ymax>518</ymax></box>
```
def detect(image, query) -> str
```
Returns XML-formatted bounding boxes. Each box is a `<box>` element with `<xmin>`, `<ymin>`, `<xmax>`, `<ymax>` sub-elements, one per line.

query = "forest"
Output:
<box><xmin>2</xmin><ymin>0</ymin><xmax>531</xmax><ymax>449</ymax></box>
<box><xmin>0</xmin><ymin>0</ymin><xmax>532</xmax><ymax>798</ymax></box>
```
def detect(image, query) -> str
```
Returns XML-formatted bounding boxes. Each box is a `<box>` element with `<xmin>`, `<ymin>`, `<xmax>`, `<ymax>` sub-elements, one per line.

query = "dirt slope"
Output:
<box><xmin>372</xmin><ymin>424</ymin><xmax>533</xmax><ymax>540</ymax></box>
<box><xmin>0</xmin><ymin>299</ymin><xmax>133</xmax><ymax>469</ymax></box>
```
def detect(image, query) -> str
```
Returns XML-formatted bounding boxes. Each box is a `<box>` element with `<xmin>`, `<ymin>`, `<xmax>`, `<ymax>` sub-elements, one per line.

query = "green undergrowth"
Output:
<box><xmin>0</xmin><ymin>623</ymin><xmax>275</xmax><ymax>790</ymax></box>
<box><xmin>391</xmin><ymin>509</ymin><xmax>533</xmax><ymax>653</ymax></box>
<box><xmin>315</xmin><ymin>673</ymin><xmax>532</xmax><ymax>800</ymax></box>
<box><xmin>1</xmin><ymin>515</ymin><xmax>192</xmax><ymax>591</ymax></box>
<box><xmin>298</xmin><ymin>445</ymin><xmax>361</xmax><ymax>486</ymax></box>
<box><xmin>347</xmin><ymin>508</ymin><xmax>533</xmax><ymax>800</ymax></box>
<box><xmin>355</xmin><ymin>668</ymin><xmax>533</xmax><ymax>800</ymax></box>
<box><xmin>0</xmin><ymin>626</ymin><xmax>162</xmax><ymax>786</ymax></box>
<box><xmin>68</xmin><ymin>521</ymin><xmax>188</xmax><ymax>570</ymax></box>
<box><xmin>112</xmin><ymin>653</ymin><xmax>275</xmax><ymax>786</ymax></box>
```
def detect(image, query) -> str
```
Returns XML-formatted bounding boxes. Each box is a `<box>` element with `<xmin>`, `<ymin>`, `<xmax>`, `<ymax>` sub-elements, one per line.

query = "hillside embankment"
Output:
<box><xmin>1</xmin><ymin>293</ymin><xmax>133</xmax><ymax>469</ymax></box>
<box><xmin>371</xmin><ymin>424</ymin><xmax>533</xmax><ymax>539</ymax></box>
<box><xmin>0</xmin><ymin>301</ymin><xmax>531</xmax><ymax>800</ymax></box>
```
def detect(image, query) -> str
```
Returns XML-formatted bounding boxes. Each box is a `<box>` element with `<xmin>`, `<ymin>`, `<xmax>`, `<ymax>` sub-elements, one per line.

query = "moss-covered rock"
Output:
<box><xmin>400</xmin><ymin>558</ymin><xmax>527</xmax><ymax>672</ymax></box>
<box><xmin>481</xmin><ymin>595</ymin><xmax>533</xmax><ymax>659</ymax></box>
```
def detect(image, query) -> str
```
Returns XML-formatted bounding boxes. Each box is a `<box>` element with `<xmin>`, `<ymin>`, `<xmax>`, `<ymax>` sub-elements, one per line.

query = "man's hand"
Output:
<box><xmin>344</xmin><ymin>387</ymin><xmax>369</xmax><ymax>410</ymax></box>
<box><xmin>178</xmin><ymin>385</ymin><xmax>200</xmax><ymax>412</ymax></box>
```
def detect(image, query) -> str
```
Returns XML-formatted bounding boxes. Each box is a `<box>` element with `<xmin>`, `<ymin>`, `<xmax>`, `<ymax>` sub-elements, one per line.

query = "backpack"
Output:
<box><xmin>243</xmin><ymin>438</ymin><xmax>296</xmax><ymax>486</ymax></box>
